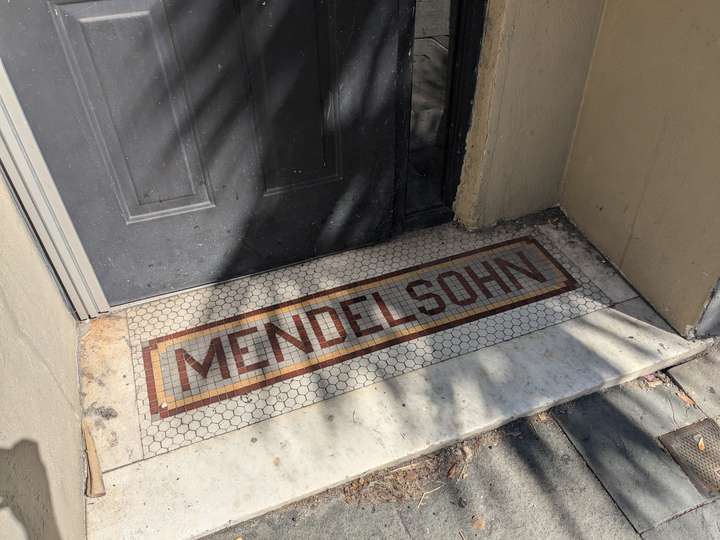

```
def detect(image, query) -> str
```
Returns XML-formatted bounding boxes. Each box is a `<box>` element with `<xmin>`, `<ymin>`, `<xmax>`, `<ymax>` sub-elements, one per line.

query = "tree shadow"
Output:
<box><xmin>0</xmin><ymin>440</ymin><xmax>62</xmax><ymax>540</ymax></box>
<box><xmin>72</xmin><ymin>1</ymin><xmax>707</xmax><ymax>538</ymax></box>
<box><xmin>208</xmin><ymin>289</ymin><xmax>701</xmax><ymax>539</ymax></box>
<box><xmin>99</xmin><ymin>0</ymin><xmax>413</xmax><ymax>303</ymax></box>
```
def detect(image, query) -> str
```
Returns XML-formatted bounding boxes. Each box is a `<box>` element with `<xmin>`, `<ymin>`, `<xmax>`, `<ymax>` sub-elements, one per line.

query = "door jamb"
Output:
<box><xmin>397</xmin><ymin>0</ymin><xmax>488</xmax><ymax>232</ymax></box>
<box><xmin>392</xmin><ymin>0</ymin><xmax>415</xmax><ymax>235</ymax></box>
<box><xmin>443</xmin><ymin>0</ymin><xmax>487</xmax><ymax>210</ymax></box>
<box><xmin>0</xmin><ymin>59</ymin><xmax>109</xmax><ymax>319</ymax></box>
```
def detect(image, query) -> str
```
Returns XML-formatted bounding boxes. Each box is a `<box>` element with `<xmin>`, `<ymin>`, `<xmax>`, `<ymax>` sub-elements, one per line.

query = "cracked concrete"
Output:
<box><xmin>204</xmin><ymin>352</ymin><xmax>720</xmax><ymax>540</ymax></box>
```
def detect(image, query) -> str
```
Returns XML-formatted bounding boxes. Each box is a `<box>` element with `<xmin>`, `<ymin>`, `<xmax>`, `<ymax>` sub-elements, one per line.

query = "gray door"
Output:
<box><xmin>0</xmin><ymin>0</ymin><xmax>410</xmax><ymax>305</ymax></box>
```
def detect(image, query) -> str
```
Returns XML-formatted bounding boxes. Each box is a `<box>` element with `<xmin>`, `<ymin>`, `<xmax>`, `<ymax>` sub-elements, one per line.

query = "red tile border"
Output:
<box><xmin>143</xmin><ymin>237</ymin><xmax>577</xmax><ymax>417</ymax></box>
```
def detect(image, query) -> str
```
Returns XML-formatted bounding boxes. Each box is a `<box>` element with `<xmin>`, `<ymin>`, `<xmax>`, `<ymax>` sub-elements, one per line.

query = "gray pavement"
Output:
<box><xmin>204</xmin><ymin>349</ymin><xmax>720</xmax><ymax>540</ymax></box>
<box><xmin>642</xmin><ymin>499</ymin><xmax>720</xmax><ymax>540</ymax></box>
<box><xmin>207</xmin><ymin>417</ymin><xmax>638</xmax><ymax>540</ymax></box>
<box><xmin>670</xmin><ymin>349</ymin><xmax>720</xmax><ymax>419</ymax></box>
<box><xmin>553</xmin><ymin>380</ymin><xmax>706</xmax><ymax>532</ymax></box>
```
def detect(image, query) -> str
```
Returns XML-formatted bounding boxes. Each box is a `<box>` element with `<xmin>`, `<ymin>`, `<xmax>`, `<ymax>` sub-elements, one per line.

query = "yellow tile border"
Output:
<box><xmin>152</xmin><ymin>240</ymin><xmax>542</xmax><ymax>351</ymax></box>
<box><xmin>145</xmin><ymin>237</ymin><xmax>576</xmax><ymax>415</ymax></box>
<box><xmin>156</xmin><ymin>283</ymin><xmax>565</xmax><ymax>411</ymax></box>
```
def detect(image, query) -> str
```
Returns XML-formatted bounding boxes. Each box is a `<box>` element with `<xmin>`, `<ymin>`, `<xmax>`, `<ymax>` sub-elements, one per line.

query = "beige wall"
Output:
<box><xmin>0</xmin><ymin>176</ymin><xmax>84</xmax><ymax>539</ymax></box>
<box><xmin>454</xmin><ymin>0</ymin><xmax>605</xmax><ymax>228</ymax></box>
<box><xmin>561</xmin><ymin>0</ymin><xmax>720</xmax><ymax>335</ymax></box>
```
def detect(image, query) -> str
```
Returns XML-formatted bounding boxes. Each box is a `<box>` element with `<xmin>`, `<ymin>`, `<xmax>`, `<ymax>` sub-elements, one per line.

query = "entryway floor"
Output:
<box><xmin>80</xmin><ymin>213</ymin><xmax>709</xmax><ymax>540</ymax></box>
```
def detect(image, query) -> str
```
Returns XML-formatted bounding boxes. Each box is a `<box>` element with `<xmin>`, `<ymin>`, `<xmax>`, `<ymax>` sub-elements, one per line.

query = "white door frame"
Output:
<box><xmin>0</xmin><ymin>58</ymin><xmax>109</xmax><ymax>319</ymax></box>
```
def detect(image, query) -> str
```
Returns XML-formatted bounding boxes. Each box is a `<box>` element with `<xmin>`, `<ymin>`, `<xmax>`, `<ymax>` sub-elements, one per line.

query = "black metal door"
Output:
<box><xmin>0</xmin><ymin>0</ymin><xmax>412</xmax><ymax>305</ymax></box>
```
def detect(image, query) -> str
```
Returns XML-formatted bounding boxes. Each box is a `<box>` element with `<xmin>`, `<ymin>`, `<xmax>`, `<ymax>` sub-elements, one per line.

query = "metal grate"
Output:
<box><xmin>659</xmin><ymin>418</ymin><xmax>720</xmax><ymax>497</ymax></box>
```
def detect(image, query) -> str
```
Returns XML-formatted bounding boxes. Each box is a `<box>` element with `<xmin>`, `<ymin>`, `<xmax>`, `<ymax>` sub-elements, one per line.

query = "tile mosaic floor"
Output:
<box><xmin>87</xmin><ymin>218</ymin><xmax>712</xmax><ymax>540</ymax></box>
<box><xmin>126</xmin><ymin>223</ymin><xmax>610</xmax><ymax>457</ymax></box>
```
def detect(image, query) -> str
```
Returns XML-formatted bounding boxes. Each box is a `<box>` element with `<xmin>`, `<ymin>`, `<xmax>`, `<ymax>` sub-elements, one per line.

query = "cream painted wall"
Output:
<box><xmin>561</xmin><ymin>0</ymin><xmax>720</xmax><ymax>335</ymax></box>
<box><xmin>454</xmin><ymin>0</ymin><xmax>605</xmax><ymax>228</ymax></box>
<box><xmin>0</xmin><ymin>176</ymin><xmax>85</xmax><ymax>539</ymax></box>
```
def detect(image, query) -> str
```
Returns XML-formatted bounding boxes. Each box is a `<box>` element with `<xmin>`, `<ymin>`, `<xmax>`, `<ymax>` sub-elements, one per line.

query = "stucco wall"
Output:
<box><xmin>561</xmin><ymin>0</ymin><xmax>720</xmax><ymax>335</ymax></box>
<box><xmin>454</xmin><ymin>0</ymin><xmax>605</xmax><ymax>228</ymax></box>
<box><xmin>0</xmin><ymin>175</ymin><xmax>84</xmax><ymax>539</ymax></box>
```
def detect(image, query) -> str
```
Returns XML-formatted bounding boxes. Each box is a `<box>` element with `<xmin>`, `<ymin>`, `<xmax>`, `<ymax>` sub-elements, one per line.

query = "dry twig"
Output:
<box><xmin>416</xmin><ymin>483</ymin><xmax>445</xmax><ymax>510</ymax></box>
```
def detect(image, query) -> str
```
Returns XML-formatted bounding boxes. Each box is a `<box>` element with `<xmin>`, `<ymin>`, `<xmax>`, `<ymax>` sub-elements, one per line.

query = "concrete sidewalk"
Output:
<box><xmin>205</xmin><ymin>348</ymin><xmax>720</xmax><ymax>540</ymax></box>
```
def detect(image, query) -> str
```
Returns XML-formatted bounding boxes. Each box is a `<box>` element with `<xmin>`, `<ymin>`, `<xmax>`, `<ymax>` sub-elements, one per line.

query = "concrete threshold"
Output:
<box><xmin>86</xmin><ymin>296</ymin><xmax>708</xmax><ymax>539</ymax></box>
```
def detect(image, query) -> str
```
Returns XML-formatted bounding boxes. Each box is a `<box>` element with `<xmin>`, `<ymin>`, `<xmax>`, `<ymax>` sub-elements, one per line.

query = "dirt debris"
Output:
<box><xmin>243</xmin><ymin>417</ymin><xmax>538</xmax><ymax>518</ymax></box>
<box><xmin>640</xmin><ymin>371</ymin><xmax>672</xmax><ymax>389</ymax></box>
<box><xmin>85</xmin><ymin>403</ymin><xmax>118</xmax><ymax>420</ymax></box>
<box><xmin>676</xmin><ymin>390</ymin><xmax>697</xmax><ymax>407</ymax></box>
<box><xmin>341</xmin><ymin>437</ymin><xmax>490</xmax><ymax>506</ymax></box>
<box><xmin>471</xmin><ymin>515</ymin><xmax>486</xmax><ymax>530</ymax></box>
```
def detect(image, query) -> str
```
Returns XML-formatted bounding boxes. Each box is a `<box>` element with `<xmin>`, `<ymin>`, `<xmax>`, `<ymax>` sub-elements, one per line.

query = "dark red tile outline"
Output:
<box><xmin>142</xmin><ymin>237</ymin><xmax>578</xmax><ymax>418</ymax></box>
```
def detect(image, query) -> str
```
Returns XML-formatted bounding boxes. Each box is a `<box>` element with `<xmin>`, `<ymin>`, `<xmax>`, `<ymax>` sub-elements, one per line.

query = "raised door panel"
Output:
<box><xmin>238</xmin><ymin>0</ymin><xmax>341</xmax><ymax>194</ymax></box>
<box><xmin>51</xmin><ymin>0</ymin><xmax>213</xmax><ymax>222</ymax></box>
<box><xmin>0</xmin><ymin>0</ymin><xmax>406</xmax><ymax>304</ymax></box>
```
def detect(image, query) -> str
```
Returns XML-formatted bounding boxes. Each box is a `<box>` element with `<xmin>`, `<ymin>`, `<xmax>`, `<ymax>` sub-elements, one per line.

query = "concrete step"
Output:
<box><xmin>82</xmin><ymin>219</ymin><xmax>709</xmax><ymax>539</ymax></box>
